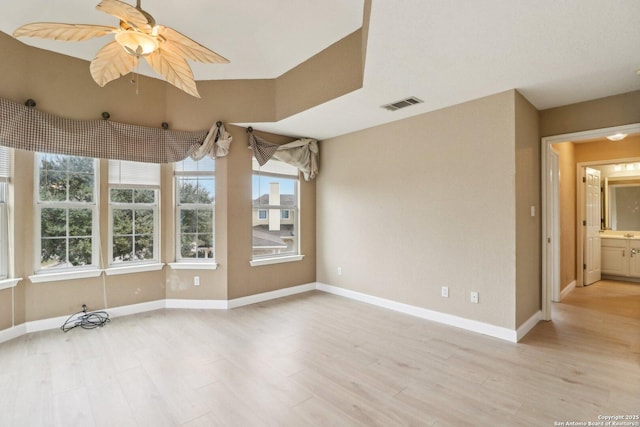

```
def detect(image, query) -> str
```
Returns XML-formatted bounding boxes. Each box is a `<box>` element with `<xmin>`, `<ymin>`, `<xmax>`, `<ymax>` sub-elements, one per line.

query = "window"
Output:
<box><xmin>0</xmin><ymin>146</ymin><xmax>10</xmax><ymax>279</ymax></box>
<box><xmin>36</xmin><ymin>153</ymin><xmax>98</xmax><ymax>271</ymax></box>
<box><xmin>175</xmin><ymin>157</ymin><xmax>215</xmax><ymax>261</ymax></box>
<box><xmin>252</xmin><ymin>158</ymin><xmax>299</xmax><ymax>259</ymax></box>
<box><xmin>108</xmin><ymin>160</ymin><xmax>160</xmax><ymax>265</ymax></box>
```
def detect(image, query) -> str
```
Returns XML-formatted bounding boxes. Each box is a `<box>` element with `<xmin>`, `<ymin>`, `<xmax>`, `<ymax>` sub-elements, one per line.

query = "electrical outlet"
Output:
<box><xmin>441</xmin><ymin>286</ymin><xmax>449</xmax><ymax>298</ymax></box>
<box><xmin>194</xmin><ymin>276</ymin><xmax>200</xmax><ymax>286</ymax></box>
<box><xmin>337</xmin><ymin>267</ymin><xmax>342</xmax><ymax>276</ymax></box>
<box><xmin>470</xmin><ymin>291</ymin><xmax>479</xmax><ymax>304</ymax></box>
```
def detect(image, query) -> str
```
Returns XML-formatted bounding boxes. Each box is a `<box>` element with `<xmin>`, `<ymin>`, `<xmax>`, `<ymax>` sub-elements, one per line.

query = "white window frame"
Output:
<box><xmin>0</xmin><ymin>183</ymin><xmax>8</xmax><ymax>280</ymax></box>
<box><xmin>108</xmin><ymin>188</ymin><xmax>159</xmax><ymax>266</ymax></box>
<box><xmin>35</xmin><ymin>153</ymin><xmax>99</xmax><ymax>273</ymax></box>
<box><xmin>108</xmin><ymin>160</ymin><xmax>161</xmax><ymax>268</ymax></box>
<box><xmin>251</xmin><ymin>158</ymin><xmax>300</xmax><ymax>262</ymax></box>
<box><xmin>258</xmin><ymin>209</ymin><xmax>268</xmax><ymax>220</ymax></box>
<box><xmin>174</xmin><ymin>158</ymin><xmax>215</xmax><ymax>263</ymax></box>
<box><xmin>0</xmin><ymin>146</ymin><xmax>10</xmax><ymax>280</ymax></box>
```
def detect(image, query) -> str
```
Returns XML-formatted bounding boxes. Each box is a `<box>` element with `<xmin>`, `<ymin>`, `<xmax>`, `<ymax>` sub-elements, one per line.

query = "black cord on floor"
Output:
<box><xmin>61</xmin><ymin>304</ymin><xmax>110</xmax><ymax>333</ymax></box>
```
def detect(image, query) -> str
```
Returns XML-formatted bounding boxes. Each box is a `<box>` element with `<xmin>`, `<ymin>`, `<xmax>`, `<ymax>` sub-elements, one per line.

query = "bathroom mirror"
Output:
<box><xmin>604</xmin><ymin>176</ymin><xmax>640</xmax><ymax>231</ymax></box>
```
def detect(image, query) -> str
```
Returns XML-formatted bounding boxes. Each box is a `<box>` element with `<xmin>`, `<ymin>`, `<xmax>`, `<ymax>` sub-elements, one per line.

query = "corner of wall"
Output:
<box><xmin>514</xmin><ymin>91</ymin><xmax>542</xmax><ymax>328</ymax></box>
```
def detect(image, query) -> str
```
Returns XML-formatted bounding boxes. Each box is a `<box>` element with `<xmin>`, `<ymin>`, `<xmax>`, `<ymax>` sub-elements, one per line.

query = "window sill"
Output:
<box><xmin>250</xmin><ymin>254</ymin><xmax>305</xmax><ymax>267</ymax></box>
<box><xmin>29</xmin><ymin>269</ymin><xmax>103</xmax><ymax>283</ymax></box>
<box><xmin>168</xmin><ymin>262</ymin><xmax>218</xmax><ymax>270</ymax></box>
<box><xmin>104</xmin><ymin>263</ymin><xmax>164</xmax><ymax>276</ymax></box>
<box><xmin>0</xmin><ymin>278</ymin><xmax>21</xmax><ymax>290</ymax></box>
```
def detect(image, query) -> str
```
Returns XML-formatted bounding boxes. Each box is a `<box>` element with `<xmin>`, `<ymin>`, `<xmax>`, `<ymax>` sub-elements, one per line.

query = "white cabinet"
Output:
<box><xmin>630</xmin><ymin>246</ymin><xmax>640</xmax><ymax>277</ymax></box>
<box><xmin>601</xmin><ymin>237</ymin><xmax>640</xmax><ymax>278</ymax></box>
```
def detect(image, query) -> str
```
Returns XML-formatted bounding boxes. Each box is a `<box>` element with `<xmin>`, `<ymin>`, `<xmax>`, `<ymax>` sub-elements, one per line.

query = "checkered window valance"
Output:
<box><xmin>0</xmin><ymin>97</ymin><xmax>211</xmax><ymax>164</ymax></box>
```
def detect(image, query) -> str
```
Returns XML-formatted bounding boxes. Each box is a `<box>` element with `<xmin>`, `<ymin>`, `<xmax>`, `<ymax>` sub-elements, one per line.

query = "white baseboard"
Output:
<box><xmin>107</xmin><ymin>300</ymin><xmax>166</xmax><ymax>318</ymax></box>
<box><xmin>0</xmin><ymin>324</ymin><xmax>26</xmax><ymax>344</ymax></box>
<box><xmin>166</xmin><ymin>299</ymin><xmax>228</xmax><ymax>309</ymax></box>
<box><xmin>560</xmin><ymin>280</ymin><xmax>576</xmax><ymax>300</ymax></box>
<box><xmin>2</xmin><ymin>281</ymin><xmax>534</xmax><ymax>345</ymax></box>
<box><xmin>26</xmin><ymin>315</ymin><xmax>70</xmax><ymax>334</ymax></box>
<box><xmin>0</xmin><ymin>284</ymin><xmax>317</xmax><ymax>344</ymax></box>
<box><xmin>316</xmin><ymin>283</ymin><xmax>519</xmax><ymax>343</ymax></box>
<box><xmin>516</xmin><ymin>310</ymin><xmax>542</xmax><ymax>341</ymax></box>
<box><xmin>228</xmin><ymin>283</ymin><xmax>317</xmax><ymax>309</ymax></box>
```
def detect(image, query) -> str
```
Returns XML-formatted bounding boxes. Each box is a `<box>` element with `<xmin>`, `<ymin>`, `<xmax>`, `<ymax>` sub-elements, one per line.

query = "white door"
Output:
<box><xmin>584</xmin><ymin>167</ymin><xmax>601</xmax><ymax>285</ymax></box>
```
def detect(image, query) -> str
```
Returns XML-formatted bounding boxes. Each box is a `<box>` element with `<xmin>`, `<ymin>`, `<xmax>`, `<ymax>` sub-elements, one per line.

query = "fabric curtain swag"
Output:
<box><xmin>190</xmin><ymin>121</ymin><xmax>232</xmax><ymax>160</ymax></box>
<box><xmin>248</xmin><ymin>132</ymin><xmax>319</xmax><ymax>181</ymax></box>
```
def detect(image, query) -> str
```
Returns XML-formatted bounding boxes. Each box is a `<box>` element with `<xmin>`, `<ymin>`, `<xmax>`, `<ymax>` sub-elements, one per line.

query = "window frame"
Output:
<box><xmin>34</xmin><ymin>153</ymin><xmax>99</xmax><ymax>274</ymax></box>
<box><xmin>0</xmin><ymin>146</ymin><xmax>9</xmax><ymax>280</ymax></box>
<box><xmin>251</xmin><ymin>158</ymin><xmax>300</xmax><ymax>261</ymax></box>
<box><xmin>174</xmin><ymin>158</ymin><xmax>216</xmax><ymax>263</ymax></box>
<box><xmin>108</xmin><ymin>187</ymin><xmax>160</xmax><ymax>266</ymax></box>
<box><xmin>0</xmin><ymin>176</ymin><xmax>8</xmax><ymax>280</ymax></box>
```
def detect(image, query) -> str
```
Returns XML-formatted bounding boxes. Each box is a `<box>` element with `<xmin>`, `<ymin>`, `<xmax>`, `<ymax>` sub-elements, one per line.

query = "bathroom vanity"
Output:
<box><xmin>601</xmin><ymin>235</ymin><xmax>640</xmax><ymax>278</ymax></box>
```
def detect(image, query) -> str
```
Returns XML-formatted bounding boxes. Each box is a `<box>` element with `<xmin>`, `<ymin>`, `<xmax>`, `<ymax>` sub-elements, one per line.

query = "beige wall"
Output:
<box><xmin>574</xmin><ymin>134</ymin><xmax>640</xmax><ymax>163</ymax></box>
<box><xmin>275</xmin><ymin>30</ymin><xmax>364</xmax><ymax>120</ymax></box>
<box><xmin>0</xmin><ymin>291</ymin><xmax>11</xmax><ymax>330</ymax></box>
<box><xmin>514</xmin><ymin>92</ymin><xmax>541</xmax><ymax>327</ymax></box>
<box><xmin>553</xmin><ymin>142</ymin><xmax>577</xmax><ymax>290</ymax></box>
<box><xmin>540</xmin><ymin>90</ymin><xmax>640</xmax><ymax>137</ymax></box>
<box><xmin>317</xmin><ymin>91</ymin><xmax>528</xmax><ymax>330</ymax></box>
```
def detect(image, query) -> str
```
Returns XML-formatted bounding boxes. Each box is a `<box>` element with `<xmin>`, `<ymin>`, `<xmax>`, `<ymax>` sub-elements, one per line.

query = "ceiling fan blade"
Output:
<box><xmin>96</xmin><ymin>0</ymin><xmax>153</xmax><ymax>32</ymax></box>
<box><xmin>158</xmin><ymin>26</ymin><xmax>229</xmax><ymax>64</ymax></box>
<box><xmin>13</xmin><ymin>23</ymin><xmax>115</xmax><ymax>41</ymax></box>
<box><xmin>90</xmin><ymin>41</ymin><xmax>137</xmax><ymax>86</ymax></box>
<box><xmin>144</xmin><ymin>48</ymin><xmax>200</xmax><ymax>98</ymax></box>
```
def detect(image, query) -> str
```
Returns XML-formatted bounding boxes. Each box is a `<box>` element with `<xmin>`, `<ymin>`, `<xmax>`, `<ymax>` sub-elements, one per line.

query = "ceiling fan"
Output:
<box><xmin>13</xmin><ymin>0</ymin><xmax>229</xmax><ymax>98</ymax></box>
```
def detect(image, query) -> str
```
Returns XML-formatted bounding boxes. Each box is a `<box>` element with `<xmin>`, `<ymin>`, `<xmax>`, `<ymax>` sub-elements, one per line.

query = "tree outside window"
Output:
<box><xmin>110</xmin><ymin>188</ymin><xmax>157</xmax><ymax>263</ymax></box>
<box><xmin>175</xmin><ymin>157</ymin><xmax>215</xmax><ymax>261</ymax></box>
<box><xmin>37</xmin><ymin>153</ymin><xmax>97</xmax><ymax>270</ymax></box>
<box><xmin>108</xmin><ymin>159</ymin><xmax>160</xmax><ymax>266</ymax></box>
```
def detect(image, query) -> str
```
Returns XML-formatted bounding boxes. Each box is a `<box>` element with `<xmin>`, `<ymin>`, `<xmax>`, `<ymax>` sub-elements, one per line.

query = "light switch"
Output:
<box><xmin>530</xmin><ymin>206</ymin><xmax>536</xmax><ymax>217</ymax></box>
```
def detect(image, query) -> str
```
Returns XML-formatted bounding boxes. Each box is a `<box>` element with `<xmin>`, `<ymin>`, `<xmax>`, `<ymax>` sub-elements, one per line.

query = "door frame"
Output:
<box><xmin>541</xmin><ymin>123</ymin><xmax>640</xmax><ymax>321</ymax></box>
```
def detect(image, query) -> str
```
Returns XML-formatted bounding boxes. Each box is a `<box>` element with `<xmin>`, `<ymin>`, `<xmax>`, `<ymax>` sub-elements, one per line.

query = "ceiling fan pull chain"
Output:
<box><xmin>130</xmin><ymin>60</ymin><xmax>140</xmax><ymax>95</ymax></box>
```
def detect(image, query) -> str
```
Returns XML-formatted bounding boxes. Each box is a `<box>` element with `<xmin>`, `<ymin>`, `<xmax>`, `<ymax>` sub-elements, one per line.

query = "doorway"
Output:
<box><xmin>541</xmin><ymin>123</ymin><xmax>640</xmax><ymax>321</ymax></box>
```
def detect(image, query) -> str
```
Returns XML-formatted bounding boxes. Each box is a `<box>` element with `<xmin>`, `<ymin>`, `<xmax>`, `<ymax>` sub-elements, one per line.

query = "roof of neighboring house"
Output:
<box><xmin>253</xmin><ymin>194</ymin><xmax>296</xmax><ymax>207</ymax></box>
<box><xmin>252</xmin><ymin>225</ymin><xmax>294</xmax><ymax>248</ymax></box>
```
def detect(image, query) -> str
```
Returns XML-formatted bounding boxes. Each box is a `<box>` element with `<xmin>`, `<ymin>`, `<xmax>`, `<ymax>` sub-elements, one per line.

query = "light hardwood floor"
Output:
<box><xmin>0</xmin><ymin>281</ymin><xmax>638</xmax><ymax>426</ymax></box>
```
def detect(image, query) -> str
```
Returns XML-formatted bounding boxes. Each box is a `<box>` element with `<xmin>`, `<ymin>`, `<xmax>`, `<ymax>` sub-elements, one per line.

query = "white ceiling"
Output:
<box><xmin>2</xmin><ymin>1</ymin><xmax>640</xmax><ymax>140</ymax></box>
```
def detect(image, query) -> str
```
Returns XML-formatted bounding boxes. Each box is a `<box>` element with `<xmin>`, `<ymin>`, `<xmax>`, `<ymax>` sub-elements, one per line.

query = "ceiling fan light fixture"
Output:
<box><xmin>115</xmin><ymin>30</ymin><xmax>158</xmax><ymax>56</ymax></box>
<box><xmin>12</xmin><ymin>0</ymin><xmax>229</xmax><ymax>98</ymax></box>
